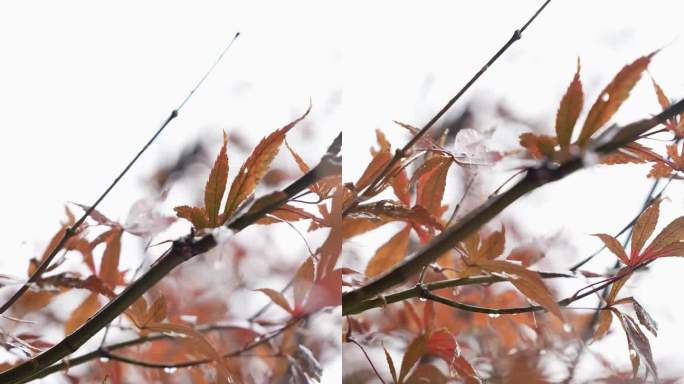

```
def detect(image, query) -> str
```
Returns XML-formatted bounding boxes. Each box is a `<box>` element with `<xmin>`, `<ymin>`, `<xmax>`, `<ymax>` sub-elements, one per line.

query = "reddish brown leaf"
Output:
<box><xmin>303</xmin><ymin>268</ymin><xmax>342</xmax><ymax>312</ymax></box>
<box><xmin>593</xmin><ymin>309</ymin><xmax>614</xmax><ymax>341</ymax></box>
<box><xmin>647</xmin><ymin>162</ymin><xmax>672</xmax><ymax>179</ymax></box>
<box><xmin>256</xmin><ymin>288</ymin><xmax>293</xmax><ymax>314</ymax></box>
<box><xmin>100</xmin><ymin>228</ymin><xmax>124</xmax><ymax>287</ymax></box>
<box><xmin>355</xmin><ymin>151</ymin><xmax>392</xmax><ymax>191</ymax></box>
<box><xmin>65</xmin><ymin>293</ymin><xmax>101</xmax><ymax>335</ymax></box>
<box><xmin>204</xmin><ymin>131</ymin><xmax>229</xmax><ymax>226</ymax></box>
<box><xmin>414</xmin><ymin>155</ymin><xmax>452</xmax><ymax>217</ymax></box>
<box><xmin>399</xmin><ymin>333</ymin><xmax>427</xmax><ymax>383</ymax></box>
<box><xmin>223</xmin><ymin>106</ymin><xmax>310</xmax><ymax>219</ymax></box>
<box><xmin>365</xmin><ymin>226</ymin><xmax>411</xmax><ymax>278</ymax></box>
<box><xmin>631</xmin><ymin>198</ymin><xmax>660</xmax><ymax>258</ymax></box>
<box><xmin>173</xmin><ymin>205</ymin><xmax>210</xmax><ymax>229</ymax></box>
<box><xmin>405</xmin><ymin>364</ymin><xmax>448</xmax><ymax>384</ymax></box>
<box><xmin>293</xmin><ymin>257</ymin><xmax>314</xmax><ymax>310</ymax></box>
<box><xmin>519</xmin><ymin>133</ymin><xmax>558</xmax><ymax>160</ymax></box>
<box><xmin>556</xmin><ymin>57</ymin><xmax>583</xmax><ymax>148</ymax></box>
<box><xmin>577</xmin><ymin>53</ymin><xmax>655</xmax><ymax>146</ymax></box>
<box><xmin>148</xmin><ymin>296</ymin><xmax>167</xmax><ymax>323</ymax></box>
<box><xmin>645</xmin><ymin>216</ymin><xmax>684</xmax><ymax>257</ymax></box>
<box><xmin>426</xmin><ymin>329</ymin><xmax>457</xmax><ymax>363</ymax></box>
<box><xmin>384</xmin><ymin>345</ymin><xmax>398</xmax><ymax>384</ymax></box>
<box><xmin>478</xmin><ymin>259</ymin><xmax>563</xmax><ymax>320</ymax></box>
<box><xmin>593</xmin><ymin>233</ymin><xmax>629</xmax><ymax>265</ymax></box>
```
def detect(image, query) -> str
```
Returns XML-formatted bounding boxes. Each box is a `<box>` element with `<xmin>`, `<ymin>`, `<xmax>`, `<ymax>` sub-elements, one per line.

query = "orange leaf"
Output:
<box><xmin>65</xmin><ymin>293</ymin><xmax>101</xmax><ymax>335</ymax></box>
<box><xmin>478</xmin><ymin>227</ymin><xmax>506</xmax><ymax>262</ymax></box>
<box><xmin>173</xmin><ymin>205</ymin><xmax>210</xmax><ymax>229</ymax></box>
<box><xmin>414</xmin><ymin>155</ymin><xmax>452</xmax><ymax>217</ymax></box>
<box><xmin>645</xmin><ymin>216</ymin><xmax>684</xmax><ymax>257</ymax></box>
<box><xmin>303</xmin><ymin>268</ymin><xmax>342</xmax><ymax>313</ymax></box>
<box><xmin>399</xmin><ymin>333</ymin><xmax>427</xmax><ymax>383</ymax></box>
<box><xmin>204</xmin><ymin>132</ymin><xmax>229</xmax><ymax>226</ymax></box>
<box><xmin>256</xmin><ymin>288</ymin><xmax>293</xmax><ymax>314</ymax></box>
<box><xmin>355</xmin><ymin>151</ymin><xmax>392</xmax><ymax>191</ymax></box>
<box><xmin>100</xmin><ymin>228</ymin><xmax>124</xmax><ymax>286</ymax></box>
<box><xmin>576</xmin><ymin>53</ymin><xmax>655</xmax><ymax>146</ymax></box>
<box><xmin>365</xmin><ymin>226</ymin><xmax>411</xmax><ymax>278</ymax></box>
<box><xmin>223</xmin><ymin>106</ymin><xmax>310</xmax><ymax>219</ymax></box>
<box><xmin>631</xmin><ymin>198</ymin><xmax>660</xmax><ymax>258</ymax></box>
<box><xmin>383</xmin><ymin>345</ymin><xmax>398</xmax><ymax>384</ymax></box>
<box><xmin>647</xmin><ymin>162</ymin><xmax>672</xmax><ymax>179</ymax></box>
<box><xmin>593</xmin><ymin>233</ymin><xmax>629</xmax><ymax>265</ymax></box>
<box><xmin>478</xmin><ymin>259</ymin><xmax>563</xmax><ymax>320</ymax></box>
<box><xmin>293</xmin><ymin>257</ymin><xmax>314</xmax><ymax>310</ymax></box>
<box><xmin>426</xmin><ymin>329</ymin><xmax>457</xmax><ymax>363</ymax></box>
<box><xmin>593</xmin><ymin>309</ymin><xmax>614</xmax><ymax>341</ymax></box>
<box><xmin>145</xmin><ymin>321</ymin><xmax>232</xmax><ymax>382</ymax></box>
<box><xmin>556</xmin><ymin>57</ymin><xmax>583</xmax><ymax>148</ymax></box>
<box><xmin>148</xmin><ymin>296</ymin><xmax>167</xmax><ymax>323</ymax></box>
<box><xmin>519</xmin><ymin>133</ymin><xmax>558</xmax><ymax>160</ymax></box>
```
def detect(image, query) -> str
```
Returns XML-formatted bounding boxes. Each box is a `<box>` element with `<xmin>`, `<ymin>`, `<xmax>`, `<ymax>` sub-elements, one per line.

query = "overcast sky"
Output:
<box><xmin>2</xmin><ymin>1</ymin><xmax>684</xmax><ymax>382</ymax></box>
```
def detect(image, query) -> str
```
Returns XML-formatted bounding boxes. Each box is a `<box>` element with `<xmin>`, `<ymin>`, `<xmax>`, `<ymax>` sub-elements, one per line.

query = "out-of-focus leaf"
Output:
<box><xmin>365</xmin><ymin>226</ymin><xmax>411</xmax><ymax>278</ymax></box>
<box><xmin>519</xmin><ymin>133</ymin><xmax>557</xmax><ymax>160</ymax></box>
<box><xmin>404</xmin><ymin>364</ymin><xmax>448</xmax><ymax>384</ymax></box>
<box><xmin>577</xmin><ymin>53</ymin><xmax>655</xmax><ymax>146</ymax></box>
<box><xmin>478</xmin><ymin>259</ymin><xmax>563</xmax><ymax>320</ymax></box>
<box><xmin>64</xmin><ymin>293</ymin><xmax>100</xmax><ymax>335</ymax></box>
<box><xmin>223</xmin><ymin>106</ymin><xmax>310</xmax><ymax>219</ymax></box>
<box><xmin>593</xmin><ymin>309</ymin><xmax>614</xmax><ymax>341</ymax></box>
<box><xmin>173</xmin><ymin>206</ymin><xmax>210</xmax><ymax>229</ymax></box>
<box><xmin>556</xmin><ymin>57</ymin><xmax>583</xmax><ymax>148</ymax></box>
<box><xmin>99</xmin><ymin>228</ymin><xmax>124</xmax><ymax>287</ymax></box>
<box><xmin>293</xmin><ymin>257</ymin><xmax>314</xmax><ymax>310</ymax></box>
<box><xmin>426</xmin><ymin>329</ymin><xmax>457</xmax><ymax>363</ymax></box>
<box><xmin>303</xmin><ymin>268</ymin><xmax>342</xmax><ymax>312</ymax></box>
<box><xmin>256</xmin><ymin>288</ymin><xmax>293</xmax><ymax>314</ymax></box>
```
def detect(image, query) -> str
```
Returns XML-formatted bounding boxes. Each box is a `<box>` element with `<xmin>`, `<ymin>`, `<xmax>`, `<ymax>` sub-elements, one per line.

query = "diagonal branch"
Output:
<box><xmin>0</xmin><ymin>132</ymin><xmax>341</xmax><ymax>384</ymax></box>
<box><xmin>342</xmin><ymin>0</ymin><xmax>553</xmax><ymax>215</ymax></box>
<box><xmin>343</xmin><ymin>271</ymin><xmax>573</xmax><ymax>315</ymax></box>
<box><xmin>342</xmin><ymin>99</ymin><xmax>684</xmax><ymax>315</ymax></box>
<box><xmin>0</xmin><ymin>33</ymin><xmax>241</xmax><ymax>316</ymax></box>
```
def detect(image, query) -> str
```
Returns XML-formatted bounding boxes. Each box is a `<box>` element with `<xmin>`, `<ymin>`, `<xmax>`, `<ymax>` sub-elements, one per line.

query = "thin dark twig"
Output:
<box><xmin>343</xmin><ymin>0</ymin><xmax>553</xmax><ymax>216</ymax></box>
<box><xmin>0</xmin><ymin>33</ymin><xmax>241</xmax><ymax>316</ymax></box>
<box><xmin>348</xmin><ymin>338</ymin><xmax>387</xmax><ymax>384</ymax></box>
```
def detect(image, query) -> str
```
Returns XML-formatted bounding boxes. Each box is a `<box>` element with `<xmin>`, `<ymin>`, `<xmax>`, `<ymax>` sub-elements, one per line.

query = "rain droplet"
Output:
<box><xmin>418</xmin><ymin>297</ymin><xmax>427</xmax><ymax>302</ymax></box>
<box><xmin>601</xmin><ymin>93</ymin><xmax>610</xmax><ymax>102</ymax></box>
<box><xmin>99</xmin><ymin>357</ymin><xmax>110</xmax><ymax>363</ymax></box>
<box><xmin>629</xmin><ymin>349</ymin><xmax>637</xmax><ymax>359</ymax></box>
<box><xmin>563</xmin><ymin>323</ymin><xmax>573</xmax><ymax>333</ymax></box>
<box><xmin>488</xmin><ymin>313</ymin><xmax>501</xmax><ymax>319</ymax></box>
<box><xmin>508</xmin><ymin>348</ymin><xmax>518</xmax><ymax>355</ymax></box>
<box><xmin>539</xmin><ymin>349</ymin><xmax>547</xmax><ymax>355</ymax></box>
<box><xmin>164</xmin><ymin>367</ymin><xmax>178</xmax><ymax>374</ymax></box>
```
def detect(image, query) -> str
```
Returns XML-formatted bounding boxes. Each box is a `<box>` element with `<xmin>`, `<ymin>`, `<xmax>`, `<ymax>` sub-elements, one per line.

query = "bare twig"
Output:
<box><xmin>0</xmin><ymin>33</ymin><xmax>241</xmax><ymax>316</ymax></box>
<box><xmin>1</xmin><ymin>133</ymin><xmax>341</xmax><ymax>384</ymax></box>
<box><xmin>342</xmin><ymin>0</ymin><xmax>553</xmax><ymax>216</ymax></box>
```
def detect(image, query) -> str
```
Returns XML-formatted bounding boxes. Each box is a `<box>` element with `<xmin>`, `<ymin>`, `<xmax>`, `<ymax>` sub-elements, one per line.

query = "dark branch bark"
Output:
<box><xmin>1</xmin><ymin>132</ymin><xmax>340</xmax><ymax>384</ymax></box>
<box><xmin>342</xmin><ymin>99</ymin><xmax>684</xmax><ymax>315</ymax></box>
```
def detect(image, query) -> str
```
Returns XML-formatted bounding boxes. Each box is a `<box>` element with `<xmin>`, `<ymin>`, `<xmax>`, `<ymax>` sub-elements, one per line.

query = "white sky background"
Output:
<box><xmin>1</xmin><ymin>0</ymin><xmax>684</xmax><ymax>382</ymax></box>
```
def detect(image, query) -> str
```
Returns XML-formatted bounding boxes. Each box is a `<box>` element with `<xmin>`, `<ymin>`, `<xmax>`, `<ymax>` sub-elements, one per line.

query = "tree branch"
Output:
<box><xmin>1</xmin><ymin>132</ymin><xmax>341</xmax><ymax>384</ymax></box>
<box><xmin>0</xmin><ymin>33</ymin><xmax>241</xmax><ymax>316</ymax></box>
<box><xmin>344</xmin><ymin>271</ymin><xmax>573</xmax><ymax>316</ymax></box>
<box><xmin>342</xmin><ymin>0</ymin><xmax>552</xmax><ymax>215</ymax></box>
<box><xmin>342</xmin><ymin>99</ymin><xmax>684</xmax><ymax>315</ymax></box>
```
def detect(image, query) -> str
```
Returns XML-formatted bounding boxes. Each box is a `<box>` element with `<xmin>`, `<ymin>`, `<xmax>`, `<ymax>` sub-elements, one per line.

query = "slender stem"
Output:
<box><xmin>342</xmin><ymin>99</ymin><xmax>684</xmax><ymax>314</ymax></box>
<box><xmin>0</xmin><ymin>33</ymin><xmax>241</xmax><ymax>316</ymax></box>
<box><xmin>343</xmin><ymin>0</ymin><xmax>553</xmax><ymax>216</ymax></box>
<box><xmin>0</xmin><ymin>133</ymin><xmax>340</xmax><ymax>384</ymax></box>
<box><xmin>348</xmin><ymin>338</ymin><xmax>386</xmax><ymax>384</ymax></box>
<box><xmin>343</xmin><ymin>271</ymin><xmax>574</xmax><ymax>316</ymax></box>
